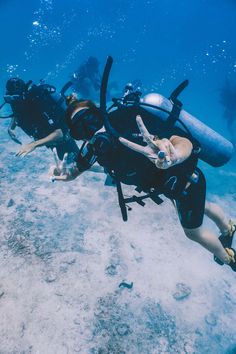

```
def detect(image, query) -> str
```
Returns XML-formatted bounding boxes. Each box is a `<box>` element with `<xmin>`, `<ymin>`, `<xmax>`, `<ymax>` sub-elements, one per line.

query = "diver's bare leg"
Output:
<box><xmin>183</xmin><ymin>227</ymin><xmax>230</xmax><ymax>264</ymax></box>
<box><xmin>204</xmin><ymin>201</ymin><xmax>230</xmax><ymax>234</ymax></box>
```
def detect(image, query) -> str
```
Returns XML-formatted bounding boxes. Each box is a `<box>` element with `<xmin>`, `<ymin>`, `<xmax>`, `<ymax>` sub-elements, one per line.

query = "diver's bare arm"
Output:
<box><xmin>34</xmin><ymin>129</ymin><xmax>64</xmax><ymax>148</ymax></box>
<box><xmin>8</xmin><ymin>117</ymin><xmax>22</xmax><ymax>145</ymax></box>
<box><xmin>52</xmin><ymin>164</ymin><xmax>104</xmax><ymax>182</ymax></box>
<box><xmin>16</xmin><ymin>129</ymin><xmax>63</xmax><ymax>157</ymax></box>
<box><xmin>168</xmin><ymin>135</ymin><xmax>193</xmax><ymax>164</ymax></box>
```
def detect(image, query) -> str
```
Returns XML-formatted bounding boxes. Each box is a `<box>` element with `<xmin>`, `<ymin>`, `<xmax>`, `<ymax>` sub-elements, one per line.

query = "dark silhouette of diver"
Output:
<box><xmin>1</xmin><ymin>78</ymin><xmax>79</xmax><ymax>163</ymax></box>
<box><xmin>70</xmin><ymin>56</ymin><xmax>121</xmax><ymax>102</ymax></box>
<box><xmin>220</xmin><ymin>79</ymin><xmax>236</xmax><ymax>147</ymax></box>
<box><xmin>71</xmin><ymin>56</ymin><xmax>101</xmax><ymax>101</ymax></box>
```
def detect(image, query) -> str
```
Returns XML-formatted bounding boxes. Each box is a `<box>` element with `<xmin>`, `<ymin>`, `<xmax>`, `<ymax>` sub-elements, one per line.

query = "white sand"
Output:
<box><xmin>0</xmin><ymin>127</ymin><xmax>236</xmax><ymax>353</ymax></box>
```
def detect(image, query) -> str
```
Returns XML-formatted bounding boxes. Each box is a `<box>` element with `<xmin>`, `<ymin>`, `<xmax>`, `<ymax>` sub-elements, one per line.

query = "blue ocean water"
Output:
<box><xmin>1</xmin><ymin>1</ymin><xmax>236</xmax><ymax>353</ymax></box>
<box><xmin>1</xmin><ymin>0</ymin><xmax>236</xmax><ymax>141</ymax></box>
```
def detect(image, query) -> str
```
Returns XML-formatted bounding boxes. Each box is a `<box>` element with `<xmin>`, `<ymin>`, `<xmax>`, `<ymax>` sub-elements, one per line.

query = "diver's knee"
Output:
<box><xmin>205</xmin><ymin>200</ymin><xmax>214</xmax><ymax>213</ymax></box>
<box><xmin>205</xmin><ymin>200</ymin><xmax>221</xmax><ymax>214</ymax></box>
<box><xmin>183</xmin><ymin>227</ymin><xmax>202</xmax><ymax>241</ymax></box>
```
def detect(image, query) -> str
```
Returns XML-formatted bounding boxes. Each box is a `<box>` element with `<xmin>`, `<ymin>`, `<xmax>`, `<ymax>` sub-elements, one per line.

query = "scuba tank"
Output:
<box><xmin>27</xmin><ymin>81</ymin><xmax>67</xmax><ymax>124</ymax></box>
<box><xmin>140</xmin><ymin>93</ymin><xmax>233</xmax><ymax>167</ymax></box>
<box><xmin>37</xmin><ymin>80</ymin><xmax>74</xmax><ymax>120</ymax></box>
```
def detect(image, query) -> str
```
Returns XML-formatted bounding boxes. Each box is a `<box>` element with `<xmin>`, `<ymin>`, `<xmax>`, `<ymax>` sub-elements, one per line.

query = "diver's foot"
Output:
<box><xmin>225</xmin><ymin>248</ymin><xmax>236</xmax><ymax>272</ymax></box>
<box><xmin>214</xmin><ymin>221</ymin><xmax>236</xmax><ymax>266</ymax></box>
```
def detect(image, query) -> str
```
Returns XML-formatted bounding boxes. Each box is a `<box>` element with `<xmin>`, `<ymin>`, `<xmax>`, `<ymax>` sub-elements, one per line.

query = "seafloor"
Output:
<box><xmin>0</xmin><ymin>124</ymin><xmax>236</xmax><ymax>354</ymax></box>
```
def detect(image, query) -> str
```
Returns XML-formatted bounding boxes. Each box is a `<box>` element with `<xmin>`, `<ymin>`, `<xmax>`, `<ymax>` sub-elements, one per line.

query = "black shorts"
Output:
<box><xmin>174</xmin><ymin>168</ymin><xmax>206</xmax><ymax>229</ymax></box>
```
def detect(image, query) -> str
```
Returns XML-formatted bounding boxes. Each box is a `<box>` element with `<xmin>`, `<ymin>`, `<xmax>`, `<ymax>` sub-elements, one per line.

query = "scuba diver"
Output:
<box><xmin>1</xmin><ymin>77</ymin><xmax>79</xmax><ymax>164</ymax></box>
<box><xmin>220</xmin><ymin>79</ymin><xmax>236</xmax><ymax>148</ymax></box>
<box><xmin>71</xmin><ymin>56</ymin><xmax>121</xmax><ymax>102</ymax></box>
<box><xmin>52</xmin><ymin>56</ymin><xmax>236</xmax><ymax>272</ymax></box>
<box><xmin>71</xmin><ymin>56</ymin><xmax>102</xmax><ymax>101</ymax></box>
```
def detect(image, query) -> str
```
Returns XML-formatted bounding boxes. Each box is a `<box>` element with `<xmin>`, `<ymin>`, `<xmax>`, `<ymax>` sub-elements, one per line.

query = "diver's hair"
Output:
<box><xmin>65</xmin><ymin>98</ymin><xmax>101</xmax><ymax>126</ymax></box>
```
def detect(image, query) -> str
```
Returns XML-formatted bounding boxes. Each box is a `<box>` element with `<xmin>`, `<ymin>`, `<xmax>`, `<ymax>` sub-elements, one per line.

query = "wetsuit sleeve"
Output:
<box><xmin>75</xmin><ymin>143</ymin><xmax>97</xmax><ymax>172</ymax></box>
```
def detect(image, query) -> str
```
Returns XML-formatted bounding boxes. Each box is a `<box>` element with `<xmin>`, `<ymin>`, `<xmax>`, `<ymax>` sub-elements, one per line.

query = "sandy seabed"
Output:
<box><xmin>0</xmin><ymin>126</ymin><xmax>236</xmax><ymax>354</ymax></box>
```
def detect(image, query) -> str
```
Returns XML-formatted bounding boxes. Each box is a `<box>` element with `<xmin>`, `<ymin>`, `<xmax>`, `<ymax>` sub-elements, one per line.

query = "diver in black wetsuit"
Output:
<box><xmin>52</xmin><ymin>95</ymin><xmax>236</xmax><ymax>272</ymax></box>
<box><xmin>3</xmin><ymin>78</ymin><xmax>79</xmax><ymax>161</ymax></box>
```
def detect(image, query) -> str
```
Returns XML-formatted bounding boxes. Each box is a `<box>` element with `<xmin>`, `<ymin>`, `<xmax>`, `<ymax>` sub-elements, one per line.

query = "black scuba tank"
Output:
<box><xmin>27</xmin><ymin>84</ymin><xmax>67</xmax><ymax>126</ymax></box>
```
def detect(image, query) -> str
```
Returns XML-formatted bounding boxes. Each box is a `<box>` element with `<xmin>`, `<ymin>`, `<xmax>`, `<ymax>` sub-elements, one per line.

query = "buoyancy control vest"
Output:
<box><xmin>98</xmin><ymin>56</ymin><xmax>234</xmax><ymax>221</ymax></box>
<box><xmin>6</xmin><ymin>82</ymin><xmax>68</xmax><ymax>140</ymax></box>
<box><xmin>92</xmin><ymin>119</ymin><xmax>198</xmax><ymax>199</ymax></box>
<box><xmin>101</xmin><ymin>57</ymin><xmax>234</xmax><ymax>168</ymax></box>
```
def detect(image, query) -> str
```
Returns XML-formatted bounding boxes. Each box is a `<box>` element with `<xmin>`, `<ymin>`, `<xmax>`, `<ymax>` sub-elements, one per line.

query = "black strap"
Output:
<box><xmin>100</xmin><ymin>56</ymin><xmax>119</xmax><ymax>138</ymax></box>
<box><xmin>169</xmin><ymin>80</ymin><xmax>189</xmax><ymax>102</ymax></box>
<box><xmin>108</xmin><ymin>168</ymin><xmax>164</xmax><ymax>221</ymax></box>
<box><xmin>115</xmin><ymin>177</ymin><xmax>128</xmax><ymax>222</ymax></box>
<box><xmin>0</xmin><ymin>101</ymin><xmax>14</xmax><ymax>119</ymax></box>
<box><xmin>166</xmin><ymin>103</ymin><xmax>182</xmax><ymax>126</ymax></box>
<box><xmin>0</xmin><ymin>101</ymin><xmax>6</xmax><ymax>110</ymax></box>
<box><xmin>166</xmin><ymin>80</ymin><xmax>189</xmax><ymax>127</ymax></box>
<box><xmin>0</xmin><ymin>113</ymin><xmax>13</xmax><ymax>119</ymax></box>
<box><xmin>60</xmin><ymin>81</ymin><xmax>73</xmax><ymax>97</ymax></box>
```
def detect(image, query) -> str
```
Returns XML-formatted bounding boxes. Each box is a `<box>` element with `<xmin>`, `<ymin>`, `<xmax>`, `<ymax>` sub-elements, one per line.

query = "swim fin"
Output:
<box><xmin>214</xmin><ymin>222</ymin><xmax>236</xmax><ymax>266</ymax></box>
<box><xmin>225</xmin><ymin>248</ymin><xmax>236</xmax><ymax>272</ymax></box>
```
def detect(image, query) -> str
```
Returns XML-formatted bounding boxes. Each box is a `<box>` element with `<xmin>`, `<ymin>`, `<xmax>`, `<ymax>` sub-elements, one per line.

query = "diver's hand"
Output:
<box><xmin>8</xmin><ymin>128</ymin><xmax>22</xmax><ymax>145</ymax></box>
<box><xmin>16</xmin><ymin>142</ymin><xmax>37</xmax><ymax>157</ymax></box>
<box><xmin>50</xmin><ymin>149</ymin><xmax>79</xmax><ymax>182</ymax></box>
<box><xmin>119</xmin><ymin>115</ymin><xmax>179</xmax><ymax>169</ymax></box>
<box><xmin>51</xmin><ymin>173</ymin><xmax>77</xmax><ymax>182</ymax></box>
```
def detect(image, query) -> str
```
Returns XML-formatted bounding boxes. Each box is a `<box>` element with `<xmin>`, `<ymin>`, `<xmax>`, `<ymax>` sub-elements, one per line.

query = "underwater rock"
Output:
<box><xmin>0</xmin><ymin>287</ymin><xmax>4</xmax><ymax>298</ymax></box>
<box><xmin>144</xmin><ymin>302</ymin><xmax>176</xmax><ymax>339</ymax></box>
<box><xmin>44</xmin><ymin>273</ymin><xmax>57</xmax><ymax>283</ymax></box>
<box><xmin>116</xmin><ymin>323</ymin><xmax>130</xmax><ymax>336</ymax></box>
<box><xmin>89</xmin><ymin>348</ymin><xmax>109</xmax><ymax>354</ymax></box>
<box><xmin>30</xmin><ymin>207</ymin><xmax>38</xmax><ymax>213</ymax></box>
<box><xmin>7</xmin><ymin>234</ymin><xmax>32</xmax><ymax>256</ymax></box>
<box><xmin>7</xmin><ymin>198</ymin><xmax>15</xmax><ymax>207</ymax></box>
<box><xmin>73</xmin><ymin>318</ymin><xmax>81</xmax><ymax>326</ymax></box>
<box><xmin>91</xmin><ymin>294</ymin><xmax>183</xmax><ymax>352</ymax></box>
<box><xmin>204</xmin><ymin>314</ymin><xmax>217</xmax><ymax>326</ymax></box>
<box><xmin>59</xmin><ymin>265</ymin><xmax>69</xmax><ymax>273</ymax></box>
<box><xmin>195</xmin><ymin>328</ymin><xmax>203</xmax><ymax>337</ymax></box>
<box><xmin>34</xmin><ymin>250</ymin><xmax>52</xmax><ymax>261</ymax></box>
<box><xmin>105</xmin><ymin>264</ymin><xmax>117</xmax><ymax>276</ymax></box>
<box><xmin>63</xmin><ymin>258</ymin><xmax>76</xmax><ymax>265</ymax></box>
<box><xmin>20</xmin><ymin>322</ymin><xmax>26</xmax><ymax>338</ymax></box>
<box><xmin>173</xmin><ymin>283</ymin><xmax>191</xmax><ymax>300</ymax></box>
<box><xmin>184</xmin><ymin>341</ymin><xmax>194</xmax><ymax>354</ymax></box>
<box><xmin>119</xmin><ymin>281</ymin><xmax>133</xmax><ymax>289</ymax></box>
